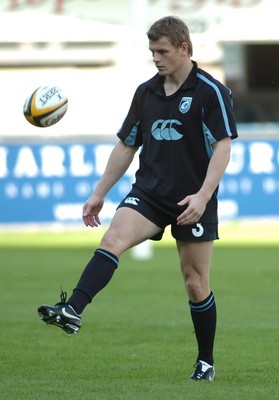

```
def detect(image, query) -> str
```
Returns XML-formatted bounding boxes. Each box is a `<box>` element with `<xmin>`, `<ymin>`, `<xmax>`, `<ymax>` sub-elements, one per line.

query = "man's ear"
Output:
<box><xmin>181</xmin><ymin>41</ymin><xmax>189</xmax><ymax>56</ymax></box>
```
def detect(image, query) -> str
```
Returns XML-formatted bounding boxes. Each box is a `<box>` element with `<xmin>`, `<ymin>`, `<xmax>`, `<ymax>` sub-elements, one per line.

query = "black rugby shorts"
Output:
<box><xmin>117</xmin><ymin>193</ymin><xmax>219</xmax><ymax>242</ymax></box>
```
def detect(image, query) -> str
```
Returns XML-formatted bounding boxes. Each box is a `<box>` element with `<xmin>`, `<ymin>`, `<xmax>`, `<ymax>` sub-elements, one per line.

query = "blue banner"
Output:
<box><xmin>219</xmin><ymin>139</ymin><xmax>279</xmax><ymax>219</ymax></box>
<box><xmin>0</xmin><ymin>139</ymin><xmax>278</xmax><ymax>224</ymax></box>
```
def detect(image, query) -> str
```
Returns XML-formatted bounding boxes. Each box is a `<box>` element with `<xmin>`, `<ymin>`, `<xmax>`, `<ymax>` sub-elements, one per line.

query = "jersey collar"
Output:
<box><xmin>148</xmin><ymin>60</ymin><xmax>198</xmax><ymax>95</ymax></box>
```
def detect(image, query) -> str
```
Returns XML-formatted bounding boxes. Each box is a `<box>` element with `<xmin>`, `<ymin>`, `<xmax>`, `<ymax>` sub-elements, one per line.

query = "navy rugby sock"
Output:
<box><xmin>189</xmin><ymin>292</ymin><xmax>216</xmax><ymax>366</ymax></box>
<box><xmin>68</xmin><ymin>248</ymin><xmax>119</xmax><ymax>315</ymax></box>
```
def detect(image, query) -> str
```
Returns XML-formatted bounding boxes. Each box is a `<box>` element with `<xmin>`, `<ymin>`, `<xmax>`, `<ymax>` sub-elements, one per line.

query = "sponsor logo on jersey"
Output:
<box><xmin>124</xmin><ymin>197</ymin><xmax>139</xmax><ymax>206</ymax></box>
<box><xmin>179</xmin><ymin>97</ymin><xmax>192</xmax><ymax>114</ymax></box>
<box><xmin>151</xmin><ymin>119</ymin><xmax>183</xmax><ymax>141</ymax></box>
<box><xmin>192</xmin><ymin>223</ymin><xmax>204</xmax><ymax>237</ymax></box>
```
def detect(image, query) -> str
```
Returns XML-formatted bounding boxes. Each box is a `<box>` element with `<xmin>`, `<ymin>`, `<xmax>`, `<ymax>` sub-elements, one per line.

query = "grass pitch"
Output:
<box><xmin>0</xmin><ymin>224</ymin><xmax>278</xmax><ymax>399</ymax></box>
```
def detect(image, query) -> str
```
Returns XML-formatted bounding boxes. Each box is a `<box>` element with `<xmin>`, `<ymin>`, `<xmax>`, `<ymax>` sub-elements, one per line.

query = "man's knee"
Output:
<box><xmin>99</xmin><ymin>228</ymin><xmax>130</xmax><ymax>257</ymax></box>
<box><xmin>184</xmin><ymin>272</ymin><xmax>210</xmax><ymax>303</ymax></box>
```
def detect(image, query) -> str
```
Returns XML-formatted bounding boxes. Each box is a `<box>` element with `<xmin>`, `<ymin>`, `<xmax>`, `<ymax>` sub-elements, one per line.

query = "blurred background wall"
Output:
<box><xmin>0</xmin><ymin>0</ymin><xmax>278</xmax><ymax>226</ymax></box>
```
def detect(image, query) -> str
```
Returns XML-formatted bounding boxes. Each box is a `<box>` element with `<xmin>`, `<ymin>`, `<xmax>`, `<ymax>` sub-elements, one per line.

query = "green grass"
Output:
<box><xmin>0</xmin><ymin>226</ymin><xmax>278</xmax><ymax>399</ymax></box>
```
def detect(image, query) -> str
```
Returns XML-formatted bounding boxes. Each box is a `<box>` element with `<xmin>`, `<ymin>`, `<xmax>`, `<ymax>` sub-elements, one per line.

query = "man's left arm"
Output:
<box><xmin>177</xmin><ymin>137</ymin><xmax>231</xmax><ymax>225</ymax></box>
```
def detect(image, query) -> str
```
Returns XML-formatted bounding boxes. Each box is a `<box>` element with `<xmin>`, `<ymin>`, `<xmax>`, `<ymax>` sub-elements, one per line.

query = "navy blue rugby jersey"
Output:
<box><xmin>117</xmin><ymin>61</ymin><xmax>238</xmax><ymax>223</ymax></box>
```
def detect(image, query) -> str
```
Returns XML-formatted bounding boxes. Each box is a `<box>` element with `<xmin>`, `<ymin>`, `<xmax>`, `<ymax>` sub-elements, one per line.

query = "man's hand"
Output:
<box><xmin>82</xmin><ymin>195</ymin><xmax>104</xmax><ymax>227</ymax></box>
<box><xmin>177</xmin><ymin>192</ymin><xmax>208</xmax><ymax>225</ymax></box>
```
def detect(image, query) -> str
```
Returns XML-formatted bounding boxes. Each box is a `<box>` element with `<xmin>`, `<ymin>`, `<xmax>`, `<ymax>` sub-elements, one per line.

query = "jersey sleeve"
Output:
<box><xmin>202</xmin><ymin>82</ymin><xmax>238</xmax><ymax>143</ymax></box>
<box><xmin>117</xmin><ymin>87</ymin><xmax>143</xmax><ymax>147</ymax></box>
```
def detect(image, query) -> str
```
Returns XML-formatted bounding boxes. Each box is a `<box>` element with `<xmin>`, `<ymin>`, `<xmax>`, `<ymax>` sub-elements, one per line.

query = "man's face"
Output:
<box><xmin>149</xmin><ymin>36</ymin><xmax>186</xmax><ymax>76</ymax></box>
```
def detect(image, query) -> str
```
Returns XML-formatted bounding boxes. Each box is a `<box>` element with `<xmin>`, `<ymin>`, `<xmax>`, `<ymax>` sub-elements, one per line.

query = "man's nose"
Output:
<box><xmin>153</xmin><ymin>52</ymin><xmax>160</xmax><ymax>63</ymax></box>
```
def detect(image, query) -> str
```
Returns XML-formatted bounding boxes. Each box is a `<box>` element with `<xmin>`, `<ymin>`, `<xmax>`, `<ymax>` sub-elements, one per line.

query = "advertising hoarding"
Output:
<box><xmin>0</xmin><ymin>139</ymin><xmax>278</xmax><ymax>224</ymax></box>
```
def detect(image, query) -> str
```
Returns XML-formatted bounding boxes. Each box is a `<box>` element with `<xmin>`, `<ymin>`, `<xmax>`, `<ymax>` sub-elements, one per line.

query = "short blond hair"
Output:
<box><xmin>147</xmin><ymin>16</ymin><xmax>193</xmax><ymax>56</ymax></box>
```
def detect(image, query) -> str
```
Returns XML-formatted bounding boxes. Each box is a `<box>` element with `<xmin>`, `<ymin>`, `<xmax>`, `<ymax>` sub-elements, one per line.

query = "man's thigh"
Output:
<box><xmin>100</xmin><ymin>207</ymin><xmax>162</xmax><ymax>256</ymax></box>
<box><xmin>177</xmin><ymin>240</ymin><xmax>214</xmax><ymax>273</ymax></box>
<box><xmin>176</xmin><ymin>240</ymin><xmax>214</xmax><ymax>301</ymax></box>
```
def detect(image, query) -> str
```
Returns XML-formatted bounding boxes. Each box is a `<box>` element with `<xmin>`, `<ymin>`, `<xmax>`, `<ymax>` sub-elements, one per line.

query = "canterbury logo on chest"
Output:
<box><xmin>150</xmin><ymin>96</ymin><xmax>192</xmax><ymax>141</ymax></box>
<box><xmin>151</xmin><ymin>119</ymin><xmax>183</xmax><ymax>141</ymax></box>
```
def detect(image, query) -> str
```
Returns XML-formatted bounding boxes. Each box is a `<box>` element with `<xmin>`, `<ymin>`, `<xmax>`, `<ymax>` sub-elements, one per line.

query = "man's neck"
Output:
<box><xmin>164</xmin><ymin>59</ymin><xmax>193</xmax><ymax>96</ymax></box>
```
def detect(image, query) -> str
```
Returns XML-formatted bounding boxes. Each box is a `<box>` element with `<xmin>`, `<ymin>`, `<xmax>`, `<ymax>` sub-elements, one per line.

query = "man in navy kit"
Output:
<box><xmin>38</xmin><ymin>16</ymin><xmax>238</xmax><ymax>381</ymax></box>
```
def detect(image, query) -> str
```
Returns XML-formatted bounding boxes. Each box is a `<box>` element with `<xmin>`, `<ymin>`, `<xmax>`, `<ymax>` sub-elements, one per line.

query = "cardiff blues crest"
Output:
<box><xmin>179</xmin><ymin>97</ymin><xmax>192</xmax><ymax>114</ymax></box>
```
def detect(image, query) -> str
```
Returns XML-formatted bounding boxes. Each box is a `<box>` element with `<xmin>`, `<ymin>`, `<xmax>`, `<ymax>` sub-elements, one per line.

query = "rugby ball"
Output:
<box><xmin>23</xmin><ymin>86</ymin><xmax>68</xmax><ymax>127</ymax></box>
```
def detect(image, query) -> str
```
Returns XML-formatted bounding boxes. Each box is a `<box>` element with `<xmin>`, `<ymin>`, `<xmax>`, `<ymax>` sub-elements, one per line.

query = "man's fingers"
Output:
<box><xmin>83</xmin><ymin>213</ymin><xmax>101</xmax><ymax>228</ymax></box>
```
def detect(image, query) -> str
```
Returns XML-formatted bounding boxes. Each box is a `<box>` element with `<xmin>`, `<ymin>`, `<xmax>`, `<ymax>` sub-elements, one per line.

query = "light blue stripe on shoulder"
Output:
<box><xmin>197</xmin><ymin>72</ymin><xmax>233</xmax><ymax>137</ymax></box>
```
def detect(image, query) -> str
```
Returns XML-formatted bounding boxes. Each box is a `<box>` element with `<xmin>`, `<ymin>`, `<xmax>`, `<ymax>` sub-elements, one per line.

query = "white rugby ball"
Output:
<box><xmin>23</xmin><ymin>85</ymin><xmax>68</xmax><ymax>127</ymax></box>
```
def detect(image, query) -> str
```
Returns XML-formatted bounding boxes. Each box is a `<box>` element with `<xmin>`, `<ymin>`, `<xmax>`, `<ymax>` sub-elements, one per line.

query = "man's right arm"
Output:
<box><xmin>82</xmin><ymin>140</ymin><xmax>139</xmax><ymax>227</ymax></box>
